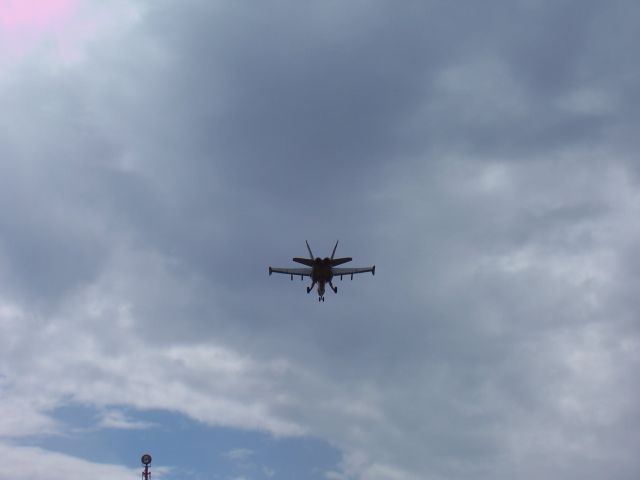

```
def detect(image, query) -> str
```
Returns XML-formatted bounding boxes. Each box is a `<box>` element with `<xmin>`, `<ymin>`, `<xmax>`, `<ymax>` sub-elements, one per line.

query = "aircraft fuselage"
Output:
<box><xmin>310</xmin><ymin>258</ymin><xmax>333</xmax><ymax>299</ymax></box>
<box><xmin>310</xmin><ymin>258</ymin><xmax>332</xmax><ymax>282</ymax></box>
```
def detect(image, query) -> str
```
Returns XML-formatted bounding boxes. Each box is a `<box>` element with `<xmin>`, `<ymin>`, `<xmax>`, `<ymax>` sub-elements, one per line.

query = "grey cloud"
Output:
<box><xmin>2</xmin><ymin>0</ymin><xmax>640</xmax><ymax>479</ymax></box>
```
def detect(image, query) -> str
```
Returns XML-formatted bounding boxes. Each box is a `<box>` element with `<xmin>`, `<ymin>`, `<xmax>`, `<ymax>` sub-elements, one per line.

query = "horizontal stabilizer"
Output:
<box><xmin>293</xmin><ymin>257</ymin><xmax>315</xmax><ymax>266</ymax></box>
<box><xmin>330</xmin><ymin>257</ymin><xmax>352</xmax><ymax>267</ymax></box>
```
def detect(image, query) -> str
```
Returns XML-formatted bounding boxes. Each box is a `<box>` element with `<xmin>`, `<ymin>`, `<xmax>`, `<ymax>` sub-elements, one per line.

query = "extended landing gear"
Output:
<box><xmin>318</xmin><ymin>296</ymin><xmax>325</xmax><ymax>302</ymax></box>
<box><xmin>307</xmin><ymin>281</ymin><xmax>316</xmax><ymax>294</ymax></box>
<box><xmin>329</xmin><ymin>281</ymin><xmax>337</xmax><ymax>294</ymax></box>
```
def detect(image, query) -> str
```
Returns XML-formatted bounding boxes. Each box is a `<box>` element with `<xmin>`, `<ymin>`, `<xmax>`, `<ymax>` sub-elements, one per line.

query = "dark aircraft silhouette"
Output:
<box><xmin>269</xmin><ymin>241</ymin><xmax>375</xmax><ymax>301</ymax></box>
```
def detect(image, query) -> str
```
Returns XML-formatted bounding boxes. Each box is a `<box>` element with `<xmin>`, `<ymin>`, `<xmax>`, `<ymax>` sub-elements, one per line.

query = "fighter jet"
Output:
<box><xmin>269</xmin><ymin>241</ymin><xmax>375</xmax><ymax>301</ymax></box>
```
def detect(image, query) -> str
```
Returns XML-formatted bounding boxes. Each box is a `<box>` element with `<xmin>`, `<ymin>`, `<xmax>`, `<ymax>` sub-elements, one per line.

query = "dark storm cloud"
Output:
<box><xmin>88</xmin><ymin>1</ymin><xmax>494</xmax><ymax>199</ymax></box>
<box><xmin>146</xmin><ymin>1</ymin><xmax>441</xmax><ymax>177</ymax></box>
<box><xmin>15</xmin><ymin>0</ymin><xmax>622</xmax><ymax>292</ymax></box>
<box><xmin>0</xmin><ymin>80</ymin><xmax>111</xmax><ymax>306</ymax></box>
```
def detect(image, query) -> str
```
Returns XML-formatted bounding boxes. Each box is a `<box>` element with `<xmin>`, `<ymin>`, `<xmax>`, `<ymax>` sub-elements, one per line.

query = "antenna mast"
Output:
<box><xmin>141</xmin><ymin>454</ymin><xmax>152</xmax><ymax>480</ymax></box>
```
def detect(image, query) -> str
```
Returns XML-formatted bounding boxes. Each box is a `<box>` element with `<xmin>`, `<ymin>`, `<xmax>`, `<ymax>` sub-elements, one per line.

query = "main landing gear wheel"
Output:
<box><xmin>307</xmin><ymin>281</ymin><xmax>316</xmax><ymax>294</ymax></box>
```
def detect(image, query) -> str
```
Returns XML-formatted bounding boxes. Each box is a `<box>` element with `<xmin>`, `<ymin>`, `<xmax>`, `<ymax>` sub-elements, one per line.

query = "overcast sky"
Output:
<box><xmin>2</xmin><ymin>1</ymin><xmax>640</xmax><ymax>479</ymax></box>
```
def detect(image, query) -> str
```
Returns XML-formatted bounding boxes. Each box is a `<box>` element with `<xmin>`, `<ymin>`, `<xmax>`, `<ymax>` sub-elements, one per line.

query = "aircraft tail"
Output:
<box><xmin>330</xmin><ymin>240</ymin><xmax>351</xmax><ymax>266</ymax></box>
<box><xmin>295</xmin><ymin>240</ymin><xmax>351</xmax><ymax>265</ymax></box>
<box><xmin>294</xmin><ymin>241</ymin><xmax>316</xmax><ymax>265</ymax></box>
<box><xmin>331</xmin><ymin>240</ymin><xmax>339</xmax><ymax>260</ymax></box>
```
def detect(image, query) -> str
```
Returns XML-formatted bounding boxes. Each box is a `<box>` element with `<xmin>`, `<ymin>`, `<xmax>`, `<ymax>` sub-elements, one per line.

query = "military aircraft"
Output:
<box><xmin>269</xmin><ymin>241</ymin><xmax>375</xmax><ymax>301</ymax></box>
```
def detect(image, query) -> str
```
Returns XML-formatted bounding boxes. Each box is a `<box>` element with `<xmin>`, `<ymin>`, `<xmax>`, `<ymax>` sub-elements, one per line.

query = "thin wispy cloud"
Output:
<box><xmin>224</xmin><ymin>449</ymin><xmax>254</xmax><ymax>462</ymax></box>
<box><xmin>97</xmin><ymin>409</ymin><xmax>155</xmax><ymax>430</ymax></box>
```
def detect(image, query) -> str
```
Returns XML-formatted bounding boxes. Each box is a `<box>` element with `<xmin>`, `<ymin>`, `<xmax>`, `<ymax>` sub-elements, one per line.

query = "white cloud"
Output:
<box><xmin>0</xmin><ymin>443</ymin><xmax>138</xmax><ymax>480</ymax></box>
<box><xmin>224</xmin><ymin>448</ymin><xmax>254</xmax><ymax>461</ymax></box>
<box><xmin>262</xmin><ymin>466</ymin><xmax>275</xmax><ymax>477</ymax></box>
<box><xmin>97</xmin><ymin>409</ymin><xmax>155</xmax><ymax>430</ymax></box>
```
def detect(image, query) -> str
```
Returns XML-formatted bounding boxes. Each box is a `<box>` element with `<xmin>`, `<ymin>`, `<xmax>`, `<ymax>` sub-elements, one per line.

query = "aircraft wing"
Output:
<box><xmin>333</xmin><ymin>266</ymin><xmax>375</xmax><ymax>278</ymax></box>
<box><xmin>269</xmin><ymin>267</ymin><xmax>312</xmax><ymax>277</ymax></box>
